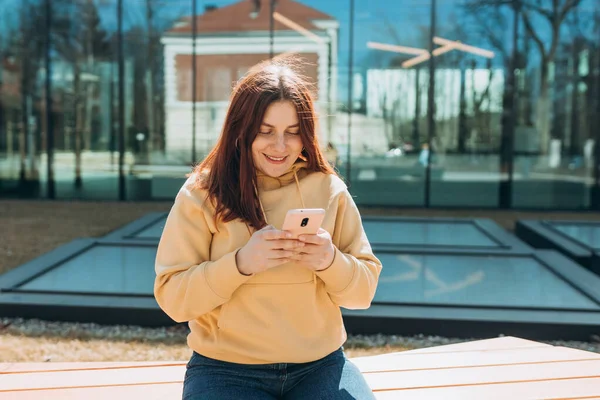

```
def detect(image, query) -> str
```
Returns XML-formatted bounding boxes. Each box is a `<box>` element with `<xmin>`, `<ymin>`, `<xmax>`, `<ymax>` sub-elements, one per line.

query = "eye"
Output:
<box><xmin>259</xmin><ymin>131</ymin><xmax>272</xmax><ymax>135</ymax></box>
<box><xmin>287</xmin><ymin>131</ymin><xmax>300</xmax><ymax>136</ymax></box>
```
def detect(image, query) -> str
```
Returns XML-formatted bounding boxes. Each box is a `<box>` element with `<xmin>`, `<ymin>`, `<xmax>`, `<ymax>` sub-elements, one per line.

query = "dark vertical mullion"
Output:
<box><xmin>327</xmin><ymin>36</ymin><xmax>333</xmax><ymax>145</ymax></box>
<box><xmin>117</xmin><ymin>0</ymin><xmax>126</xmax><ymax>200</ymax></box>
<box><xmin>109</xmin><ymin>60</ymin><xmax>115</xmax><ymax>165</ymax></box>
<box><xmin>593</xmin><ymin>38</ymin><xmax>600</xmax><ymax>210</ymax></box>
<box><xmin>345</xmin><ymin>0</ymin><xmax>354</xmax><ymax>185</ymax></box>
<box><xmin>191</xmin><ymin>0</ymin><xmax>197</xmax><ymax>163</ymax></box>
<box><xmin>45</xmin><ymin>0</ymin><xmax>54</xmax><ymax>199</ymax></box>
<box><xmin>499</xmin><ymin>3</ymin><xmax>519</xmax><ymax>209</ymax></box>
<box><xmin>269</xmin><ymin>0</ymin><xmax>275</xmax><ymax>59</ymax></box>
<box><xmin>507</xmin><ymin>3</ymin><xmax>518</xmax><ymax>208</ymax></box>
<box><xmin>425</xmin><ymin>0</ymin><xmax>437</xmax><ymax>207</ymax></box>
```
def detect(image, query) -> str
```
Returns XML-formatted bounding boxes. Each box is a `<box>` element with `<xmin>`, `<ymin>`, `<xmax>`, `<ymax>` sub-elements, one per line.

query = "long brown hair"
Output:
<box><xmin>192</xmin><ymin>56</ymin><xmax>335</xmax><ymax>229</ymax></box>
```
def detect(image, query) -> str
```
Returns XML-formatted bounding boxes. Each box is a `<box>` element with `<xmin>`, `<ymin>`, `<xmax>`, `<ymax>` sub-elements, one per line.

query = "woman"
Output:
<box><xmin>154</xmin><ymin>57</ymin><xmax>382</xmax><ymax>400</ymax></box>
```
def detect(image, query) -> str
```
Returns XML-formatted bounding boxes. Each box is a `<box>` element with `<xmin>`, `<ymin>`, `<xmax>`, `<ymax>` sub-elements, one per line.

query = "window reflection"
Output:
<box><xmin>0</xmin><ymin>0</ymin><xmax>597</xmax><ymax>209</ymax></box>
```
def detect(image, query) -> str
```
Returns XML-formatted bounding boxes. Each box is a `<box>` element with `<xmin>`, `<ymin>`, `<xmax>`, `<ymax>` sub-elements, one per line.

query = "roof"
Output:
<box><xmin>166</xmin><ymin>0</ymin><xmax>335</xmax><ymax>35</ymax></box>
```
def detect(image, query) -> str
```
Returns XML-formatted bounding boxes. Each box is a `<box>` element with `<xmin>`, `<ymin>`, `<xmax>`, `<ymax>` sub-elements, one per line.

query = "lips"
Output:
<box><xmin>264</xmin><ymin>154</ymin><xmax>287</xmax><ymax>163</ymax></box>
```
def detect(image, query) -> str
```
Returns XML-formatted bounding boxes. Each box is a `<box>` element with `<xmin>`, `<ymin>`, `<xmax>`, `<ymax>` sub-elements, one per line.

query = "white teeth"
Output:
<box><xmin>266</xmin><ymin>155</ymin><xmax>285</xmax><ymax>161</ymax></box>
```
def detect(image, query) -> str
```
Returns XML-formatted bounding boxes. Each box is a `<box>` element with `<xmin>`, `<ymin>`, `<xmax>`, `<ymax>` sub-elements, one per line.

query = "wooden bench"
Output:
<box><xmin>1</xmin><ymin>336</ymin><xmax>599</xmax><ymax>399</ymax></box>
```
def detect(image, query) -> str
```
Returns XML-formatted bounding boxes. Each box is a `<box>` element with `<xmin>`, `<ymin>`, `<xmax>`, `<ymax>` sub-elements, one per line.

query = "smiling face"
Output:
<box><xmin>251</xmin><ymin>100</ymin><xmax>304</xmax><ymax>177</ymax></box>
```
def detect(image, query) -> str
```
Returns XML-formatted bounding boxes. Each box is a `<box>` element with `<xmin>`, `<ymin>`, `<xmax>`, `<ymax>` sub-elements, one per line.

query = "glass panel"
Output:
<box><xmin>133</xmin><ymin>219</ymin><xmax>166</xmax><ymax>239</ymax></box>
<box><xmin>50</xmin><ymin>0</ymin><xmax>119</xmax><ymax>200</ymax></box>
<box><xmin>375</xmin><ymin>253</ymin><xmax>599</xmax><ymax>309</ymax></box>
<box><xmin>19</xmin><ymin>244</ymin><xmax>156</xmax><ymax>294</ymax></box>
<box><xmin>364</xmin><ymin>220</ymin><xmax>499</xmax><ymax>247</ymax></box>
<box><xmin>511</xmin><ymin>1</ymin><xmax>595</xmax><ymax>209</ymax></box>
<box><xmin>549</xmin><ymin>222</ymin><xmax>600</xmax><ymax>250</ymax></box>
<box><xmin>0</xmin><ymin>0</ymin><xmax>45</xmax><ymax>198</ymax></box>
<box><xmin>429</xmin><ymin>0</ymin><xmax>509</xmax><ymax>207</ymax></box>
<box><xmin>124</xmin><ymin>0</ymin><xmax>192</xmax><ymax>200</ymax></box>
<box><xmin>348</xmin><ymin>0</ymin><xmax>431</xmax><ymax>206</ymax></box>
<box><xmin>272</xmin><ymin>0</ymin><xmax>341</xmax><ymax>171</ymax></box>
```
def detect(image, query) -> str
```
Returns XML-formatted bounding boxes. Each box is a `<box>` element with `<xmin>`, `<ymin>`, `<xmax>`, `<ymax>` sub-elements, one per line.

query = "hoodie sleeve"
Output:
<box><xmin>315</xmin><ymin>188</ymin><xmax>382</xmax><ymax>310</ymax></box>
<box><xmin>154</xmin><ymin>185</ymin><xmax>252</xmax><ymax>323</ymax></box>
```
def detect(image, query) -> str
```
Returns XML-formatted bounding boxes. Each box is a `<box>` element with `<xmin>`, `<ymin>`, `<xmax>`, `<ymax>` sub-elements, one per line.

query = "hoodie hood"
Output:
<box><xmin>256</xmin><ymin>160</ymin><xmax>309</xmax><ymax>191</ymax></box>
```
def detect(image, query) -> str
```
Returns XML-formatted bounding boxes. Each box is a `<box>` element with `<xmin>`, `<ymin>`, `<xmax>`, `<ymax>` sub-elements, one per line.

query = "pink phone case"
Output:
<box><xmin>282</xmin><ymin>208</ymin><xmax>326</xmax><ymax>238</ymax></box>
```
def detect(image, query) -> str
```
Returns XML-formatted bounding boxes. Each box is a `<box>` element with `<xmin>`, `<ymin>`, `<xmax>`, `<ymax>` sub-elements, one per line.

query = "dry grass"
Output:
<box><xmin>0</xmin><ymin>333</ymin><xmax>411</xmax><ymax>362</ymax></box>
<box><xmin>0</xmin><ymin>333</ymin><xmax>194</xmax><ymax>362</ymax></box>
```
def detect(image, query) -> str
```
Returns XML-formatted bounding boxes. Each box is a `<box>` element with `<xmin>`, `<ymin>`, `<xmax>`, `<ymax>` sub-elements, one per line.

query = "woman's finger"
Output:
<box><xmin>268</xmin><ymin>239</ymin><xmax>304</xmax><ymax>250</ymax></box>
<box><xmin>297</xmin><ymin>234</ymin><xmax>323</xmax><ymax>245</ymax></box>
<box><xmin>267</xmin><ymin>249</ymin><xmax>297</xmax><ymax>260</ymax></box>
<box><xmin>262</xmin><ymin>229</ymin><xmax>292</xmax><ymax>241</ymax></box>
<box><xmin>293</xmin><ymin>243</ymin><xmax>319</xmax><ymax>254</ymax></box>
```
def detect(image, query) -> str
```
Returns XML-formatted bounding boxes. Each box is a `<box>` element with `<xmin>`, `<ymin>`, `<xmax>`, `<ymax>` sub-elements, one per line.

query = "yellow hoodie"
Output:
<box><xmin>154</xmin><ymin>162</ymin><xmax>382</xmax><ymax>364</ymax></box>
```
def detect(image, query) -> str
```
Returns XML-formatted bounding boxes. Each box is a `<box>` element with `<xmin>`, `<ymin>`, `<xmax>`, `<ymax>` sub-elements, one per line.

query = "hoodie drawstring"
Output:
<box><xmin>255</xmin><ymin>169</ymin><xmax>306</xmax><ymax>225</ymax></box>
<box><xmin>255</xmin><ymin>170</ymin><xmax>316</xmax><ymax>285</ymax></box>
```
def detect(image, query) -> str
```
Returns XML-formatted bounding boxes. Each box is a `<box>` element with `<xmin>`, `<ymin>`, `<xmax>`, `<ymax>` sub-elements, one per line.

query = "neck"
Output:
<box><xmin>256</xmin><ymin>160</ymin><xmax>308</xmax><ymax>191</ymax></box>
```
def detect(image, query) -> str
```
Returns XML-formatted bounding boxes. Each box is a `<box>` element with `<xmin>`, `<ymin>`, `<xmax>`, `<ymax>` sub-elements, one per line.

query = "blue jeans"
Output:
<box><xmin>182</xmin><ymin>348</ymin><xmax>375</xmax><ymax>400</ymax></box>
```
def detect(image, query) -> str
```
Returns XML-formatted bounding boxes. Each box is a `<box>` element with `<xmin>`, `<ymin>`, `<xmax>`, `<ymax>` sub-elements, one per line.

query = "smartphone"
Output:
<box><xmin>282</xmin><ymin>208</ymin><xmax>326</xmax><ymax>238</ymax></box>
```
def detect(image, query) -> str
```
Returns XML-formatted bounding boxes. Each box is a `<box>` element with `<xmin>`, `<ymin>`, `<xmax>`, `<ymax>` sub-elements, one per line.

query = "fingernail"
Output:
<box><xmin>286</xmin><ymin>233</ymin><xmax>292</xmax><ymax>238</ymax></box>
<box><xmin>299</xmin><ymin>236</ymin><xmax>305</xmax><ymax>241</ymax></box>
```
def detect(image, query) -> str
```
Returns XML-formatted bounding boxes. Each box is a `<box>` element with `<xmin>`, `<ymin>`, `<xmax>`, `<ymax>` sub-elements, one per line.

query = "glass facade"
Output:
<box><xmin>0</xmin><ymin>0</ymin><xmax>598</xmax><ymax>209</ymax></box>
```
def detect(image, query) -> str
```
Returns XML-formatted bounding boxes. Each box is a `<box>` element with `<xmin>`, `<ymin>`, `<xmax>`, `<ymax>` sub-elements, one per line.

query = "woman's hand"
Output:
<box><xmin>290</xmin><ymin>228</ymin><xmax>336</xmax><ymax>271</ymax></box>
<box><xmin>236</xmin><ymin>225</ymin><xmax>304</xmax><ymax>276</ymax></box>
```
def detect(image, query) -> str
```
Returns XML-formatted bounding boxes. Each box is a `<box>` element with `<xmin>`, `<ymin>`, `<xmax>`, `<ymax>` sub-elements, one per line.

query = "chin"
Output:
<box><xmin>263</xmin><ymin>163</ymin><xmax>292</xmax><ymax>177</ymax></box>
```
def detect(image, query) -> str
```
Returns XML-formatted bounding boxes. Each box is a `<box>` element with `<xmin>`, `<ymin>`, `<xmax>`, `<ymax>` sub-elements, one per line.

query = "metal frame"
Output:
<box><xmin>102</xmin><ymin>214</ymin><xmax>533</xmax><ymax>255</ymax></box>
<box><xmin>345</xmin><ymin>248</ymin><xmax>600</xmax><ymax>340</ymax></box>
<box><xmin>515</xmin><ymin>220</ymin><xmax>600</xmax><ymax>275</ymax></box>
<box><xmin>363</xmin><ymin>216</ymin><xmax>533</xmax><ymax>253</ymax></box>
<box><xmin>101</xmin><ymin>212</ymin><xmax>168</xmax><ymax>242</ymax></box>
<box><xmin>2</xmin><ymin>238</ymin><xmax>600</xmax><ymax>339</ymax></box>
<box><xmin>0</xmin><ymin>238</ymin><xmax>171</xmax><ymax>326</ymax></box>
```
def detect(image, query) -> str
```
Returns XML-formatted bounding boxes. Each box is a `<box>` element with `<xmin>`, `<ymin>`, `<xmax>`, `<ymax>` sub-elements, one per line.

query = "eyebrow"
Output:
<box><xmin>261</xmin><ymin>123</ymin><xmax>300</xmax><ymax>129</ymax></box>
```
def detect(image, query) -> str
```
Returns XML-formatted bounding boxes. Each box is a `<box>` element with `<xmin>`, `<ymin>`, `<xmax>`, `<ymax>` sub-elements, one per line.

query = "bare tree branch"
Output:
<box><xmin>464</xmin><ymin>0</ymin><xmax>512</xmax><ymax>9</ymax></box>
<box><xmin>471</xmin><ymin>9</ymin><xmax>508</xmax><ymax>60</ymax></box>
<box><xmin>558</xmin><ymin>0</ymin><xmax>582</xmax><ymax>26</ymax></box>
<box><xmin>520</xmin><ymin>1</ymin><xmax>554</xmax><ymax>20</ymax></box>
<box><xmin>474</xmin><ymin>66</ymin><xmax>495</xmax><ymax>112</ymax></box>
<box><xmin>521</xmin><ymin>10</ymin><xmax>547</xmax><ymax>61</ymax></box>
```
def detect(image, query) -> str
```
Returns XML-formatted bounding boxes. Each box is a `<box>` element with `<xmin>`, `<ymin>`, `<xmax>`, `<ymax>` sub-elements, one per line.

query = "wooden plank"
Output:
<box><xmin>564</xmin><ymin>397</ymin><xmax>600</xmax><ymax>400</ymax></box>
<box><xmin>373</xmin><ymin>377</ymin><xmax>600</xmax><ymax>400</ymax></box>
<box><xmin>364</xmin><ymin>359</ymin><xmax>600</xmax><ymax>391</ymax></box>
<box><xmin>2</xmin><ymin>337</ymin><xmax>599</xmax><ymax>400</ymax></box>
<box><xmin>0</xmin><ymin>361</ymin><xmax>186</xmax><ymax>374</ymax></box>
<box><xmin>354</xmin><ymin>346</ymin><xmax>600</xmax><ymax>373</ymax></box>
<box><xmin>401</xmin><ymin>336</ymin><xmax>550</xmax><ymax>354</ymax></box>
<box><xmin>0</xmin><ymin>366</ymin><xmax>186</xmax><ymax>392</ymax></box>
<box><xmin>0</xmin><ymin>382</ymin><xmax>183</xmax><ymax>400</ymax></box>
<box><xmin>359</xmin><ymin>336</ymin><xmax>549</xmax><ymax>359</ymax></box>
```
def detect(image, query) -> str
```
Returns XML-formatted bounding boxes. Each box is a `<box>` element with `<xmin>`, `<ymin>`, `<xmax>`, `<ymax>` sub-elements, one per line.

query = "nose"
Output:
<box><xmin>272</xmin><ymin>133</ymin><xmax>286</xmax><ymax>152</ymax></box>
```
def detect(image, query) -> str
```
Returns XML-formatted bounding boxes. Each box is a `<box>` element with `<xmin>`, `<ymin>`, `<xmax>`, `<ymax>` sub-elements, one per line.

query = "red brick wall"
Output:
<box><xmin>175</xmin><ymin>53</ymin><xmax>319</xmax><ymax>102</ymax></box>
